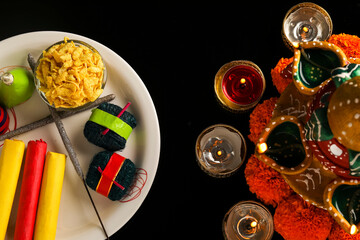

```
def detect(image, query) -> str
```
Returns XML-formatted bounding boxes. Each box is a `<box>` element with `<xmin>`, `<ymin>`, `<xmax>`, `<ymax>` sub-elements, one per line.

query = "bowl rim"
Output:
<box><xmin>34</xmin><ymin>39</ymin><xmax>107</xmax><ymax>111</ymax></box>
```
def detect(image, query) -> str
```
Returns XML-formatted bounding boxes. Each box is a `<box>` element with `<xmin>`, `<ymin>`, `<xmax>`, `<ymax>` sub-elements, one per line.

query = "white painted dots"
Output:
<box><xmin>261</xmin><ymin>116</ymin><xmax>311</xmax><ymax>173</ymax></box>
<box><xmin>329</xmin><ymin>144</ymin><xmax>343</xmax><ymax>157</ymax></box>
<box><xmin>324</xmin><ymin>180</ymin><xmax>360</xmax><ymax>234</ymax></box>
<box><xmin>327</xmin><ymin>77</ymin><xmax>360</xmax><ymax>151</ymax></box>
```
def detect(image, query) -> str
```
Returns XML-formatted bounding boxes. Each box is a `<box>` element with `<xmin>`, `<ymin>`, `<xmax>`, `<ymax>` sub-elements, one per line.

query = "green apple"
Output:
<box><xmin>0</xmin><ymin>68</ymin><xmax>35</xmax><ymax>108</ymax></box>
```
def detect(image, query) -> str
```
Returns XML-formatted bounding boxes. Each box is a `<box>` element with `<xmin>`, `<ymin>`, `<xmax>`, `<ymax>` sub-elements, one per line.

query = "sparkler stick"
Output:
<box><xmin>0</xmin><ymin>94</ymin><xmax>115</xmax><ymax>141</ymax></box>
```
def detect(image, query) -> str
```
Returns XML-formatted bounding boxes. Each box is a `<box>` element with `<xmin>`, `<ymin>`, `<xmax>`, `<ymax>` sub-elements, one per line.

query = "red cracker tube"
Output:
<box><xmin>14</xmin><ymin>140</ymin><xmax>47</xmax><ymax>240</ymax></box>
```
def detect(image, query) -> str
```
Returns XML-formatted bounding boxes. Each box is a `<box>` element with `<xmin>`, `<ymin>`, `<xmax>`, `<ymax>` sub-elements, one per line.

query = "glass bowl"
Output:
<box><xmin>214</xmin><ymin>60</ymin><xmax>266</xmax><ymax>112</ymax></box>
<box><xmin>195</xmin><ymin>124</ymin><xmax>247</xmax><ymax>177</ymax></box>
<box><xmin>282</xmin><ymin>2</ymin><xmax>332</xmax><ymax>49</ymax></box>
<box><xmin>223</xmin><ymin>201</ymin><xmax>274</xmax><ymax>240</ymax></box>
<box><xmin>34</xmin><ymin>39</ymin><xmax>107</xmax><ymax>111</ymax></box>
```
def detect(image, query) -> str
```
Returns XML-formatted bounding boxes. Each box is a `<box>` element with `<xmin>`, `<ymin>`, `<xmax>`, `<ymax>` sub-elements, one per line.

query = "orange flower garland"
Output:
<box><xmin>274</xmin><ymin>195</ymin><xmax>334</xmax><ymax>240</ymax></box>
<box><xmin>246</xmin><ymin>33</ymin><xmax>360</xmax><ymax>239</ymax></box>
<box><xmin>244</xmin><ymin>154</ymin><xmax>294</xmax><ymax>207</ymax></box>
<box><xmin>248</xmin><ymin>97</ymin><xmax>278</xmax><ymax>144</ymax></box>
<box><xmin>327</xmin><ymin>33</ymin><xmax>360</xmax><ymax>63</ymax></box>
<box><xmin>270</xmin><ymin>57</ymin><xmax>294</xmax><ymax>94</ymax></box>
<box><xmin>329</xmin><ymin>222</ymin><xmax>360</xmax><ymax>240</ymax></box>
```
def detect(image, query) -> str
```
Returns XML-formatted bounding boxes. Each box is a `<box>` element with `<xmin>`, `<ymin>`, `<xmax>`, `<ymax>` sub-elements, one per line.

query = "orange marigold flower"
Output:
<box><xmin>274</xmin><ymin>195</ymin><xmax>334</xmax><ymax>240</ymax></box>
<box><xmin>271</xmin><ymin>57</ymin><xmax>294</xmax><ymax>94</ymax></box>
<box><xmin>328</xmin><ymin>222</ymin><xmax>360</xmax><ymax>240</ymax></box>
<box><xmin>327</xmin><ymin>33</ymin><xmax>360</xmax><ymax>63</ymax></box>
<box><xmin>248</xmin><ymin>97</ymin><xmax>278</xmax><ymax>144</ymax></box>
<box><xmin>244</xmin><ymin>154</ymin><xmax>293</xmax><ymax>207</ymax></box>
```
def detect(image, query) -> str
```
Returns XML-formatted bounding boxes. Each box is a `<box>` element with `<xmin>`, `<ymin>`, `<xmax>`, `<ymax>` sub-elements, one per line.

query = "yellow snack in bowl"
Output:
<box><xmin>36</xmin><ymin>38</ymin><xmax>104</xmax><ymax>108</ymax></box>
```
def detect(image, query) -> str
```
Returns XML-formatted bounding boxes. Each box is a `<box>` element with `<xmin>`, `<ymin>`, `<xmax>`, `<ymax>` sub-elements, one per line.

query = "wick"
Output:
<box><xmin>97</xmin><ymin>166</ymin><xmax>125</xmax><ymax>190</ymax></box>
<box><xmin>302</xmin><ymin>26</ymin><xmax>309</xmax><ymax>33</ymax></box>
<box><xmin>101</xmin><ymin>102</ymin><xmax>131</xmax><ymax>135</ymax></box>
<box><xmin>239</xmin><ymin>78</ymin><xmax>247</xmax><ymax>89</ymax></box>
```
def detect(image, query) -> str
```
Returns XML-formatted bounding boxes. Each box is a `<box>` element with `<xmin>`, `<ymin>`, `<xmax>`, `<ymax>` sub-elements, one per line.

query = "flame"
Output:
<box><xmin>250</xmin><ymin>221</ymin><xmax>258</xmax><ymax>228</ymax></box>
<box><xmin>240</xmin><ymin>78</ymin><xmax>246</xmax><ymax>84</ymax></box>
<box><xmin>292</xmin><ymin>42</ymin><xmax>300</xmax><ymax>48</ymax></box>
<box><xmin>351</xmin><ymin>224</ymin><xmax>357</xmax><ymax>235</ymax></box>
<box><xmin>258</xmin><ymin>143</ymin><xmax>268</xmax><ymax>154</ymax></box>
<box><xmin>302</xmin><ymin>26</ymin><xmax>309</xmax><ymax>33</ymax></box>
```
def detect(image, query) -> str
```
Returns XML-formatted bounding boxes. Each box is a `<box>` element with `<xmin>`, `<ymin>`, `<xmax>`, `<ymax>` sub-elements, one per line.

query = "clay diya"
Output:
<box><xmin>324</xmin><ymin>179</ymin><xmax>360</xmax><ymax>235</ymax></box>
<box><xmin>256</xmin><ymin>115</ymin><xmax>312</xmax><ymax>175</ymax></box>
<box><xmin>292</xmin><ymin>41</ymin><xmax>348</xmax><ymax>95</ymax></box>
<box><xmin>256</xmin><ymin>41</ymin><xmax>360</xmax><ymax>234</ymax></box>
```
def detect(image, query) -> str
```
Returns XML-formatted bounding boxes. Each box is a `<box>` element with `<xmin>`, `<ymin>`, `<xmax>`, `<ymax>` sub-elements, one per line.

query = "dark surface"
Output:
<box><xmin>1</xmin><ymin>1</ymin><xmax>360</xmax><ymax>239</ymax></box>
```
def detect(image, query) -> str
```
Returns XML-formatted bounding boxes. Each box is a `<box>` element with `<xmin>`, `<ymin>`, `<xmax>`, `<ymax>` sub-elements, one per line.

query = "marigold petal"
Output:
<box><xmin>274</xmin><ymin>195</ymin><xmax>333</xmax><ymax>240</ymax></box>
<box><xmin>244</xmin><ymin>155</ymin><xmax>293</xmax><ymax>207</ymax></box>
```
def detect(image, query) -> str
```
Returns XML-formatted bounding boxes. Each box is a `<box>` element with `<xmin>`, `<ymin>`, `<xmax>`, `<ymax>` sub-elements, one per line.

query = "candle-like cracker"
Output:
<box><xmin>14</xmin><ymin>140</ymin><xmax>47</xmax><ymax>240</ymax></box>
<box><xmin>0</xmin><ymin>139</ymin><xmax>25</xmax><ymax>240</ymax></box>
<box><xmin>0</xmin><ymin>94</ymin><xmax>115</xmax><ymax>142</ymax></box>
<box><xmin>33</xmin><ymin>152</ymin><xmax>66</xmax><ymax>240</ymax></box>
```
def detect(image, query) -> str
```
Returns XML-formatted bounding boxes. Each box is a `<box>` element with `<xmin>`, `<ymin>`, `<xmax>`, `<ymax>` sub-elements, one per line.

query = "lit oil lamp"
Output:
<box><xmin>214</xmin><ymin>60</ymin><xmax>266</xmax><ymax>112</ymax></box>
<box><xmin>324</xmin><ymin>179</ymin><xmax>360</xmax><ymax>235</ymax></box>
<box><xmin>282</xmin><ymin>2</ymin><xmax>332</xmax><ymax>49</ymax></box>
<box><xmin>255</xmin><ymin>115</ymin><xmax>312</xmax><ymax>175</ymax></box>
<box><xmin>223</xmin><ymin>201</ymin><xmax>274</xmax><ymax>240</ymax></box>
<box><xmin>195</xmin><ymin>124</ymin><xmax>246</xmax><ymax>177</ymax></box>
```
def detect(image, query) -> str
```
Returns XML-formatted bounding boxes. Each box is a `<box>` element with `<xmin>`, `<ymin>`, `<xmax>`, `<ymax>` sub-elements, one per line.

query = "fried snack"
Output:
<box><xmin>36</xmin><ymin>38</ymin><xmax>104</xmax><ymax>108</ymax></box>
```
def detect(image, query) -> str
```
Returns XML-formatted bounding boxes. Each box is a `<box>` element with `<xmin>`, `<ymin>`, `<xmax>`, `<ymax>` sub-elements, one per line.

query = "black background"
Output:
<box><xmin>1</xmin><ymin>1</ymin><xmax>360</xmax><ymax>239</ymax></box>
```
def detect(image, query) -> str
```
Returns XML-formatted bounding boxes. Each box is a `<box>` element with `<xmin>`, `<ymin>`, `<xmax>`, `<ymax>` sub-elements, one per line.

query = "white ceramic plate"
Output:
<box><xmin>0</xmin><ymin>31</ymin><xmax>160</xmax><ymax>240</ymax></box>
